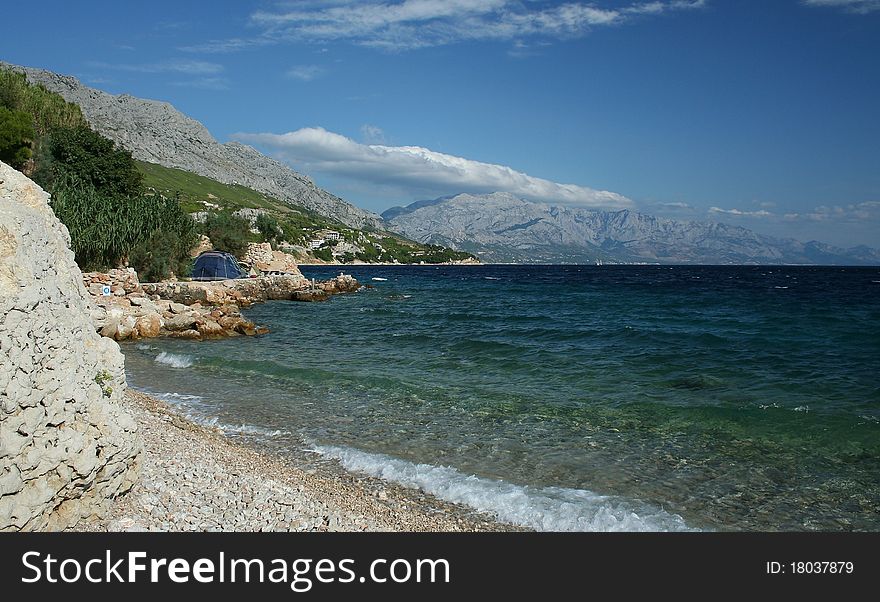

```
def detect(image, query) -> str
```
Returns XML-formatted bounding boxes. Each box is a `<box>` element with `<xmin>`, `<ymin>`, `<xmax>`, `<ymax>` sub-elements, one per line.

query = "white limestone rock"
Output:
<box><xmin>0</xmin><ymin>161</ymin><xmax>141</xmax><ymax>531</ymax></box>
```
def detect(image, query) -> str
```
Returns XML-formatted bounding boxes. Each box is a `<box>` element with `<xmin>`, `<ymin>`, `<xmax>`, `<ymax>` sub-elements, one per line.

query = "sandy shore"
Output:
<box><xmin>74</xmin><ymin>390</ymin><xmax>519</xmax><ymax>532</ymax></box>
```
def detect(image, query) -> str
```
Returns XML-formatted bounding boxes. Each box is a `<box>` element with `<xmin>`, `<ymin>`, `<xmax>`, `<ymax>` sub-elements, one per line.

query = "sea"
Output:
<box><xmin>121</xmin><ymin>265</ymin><xmax>880</xmax><ymax>531</ymax></box>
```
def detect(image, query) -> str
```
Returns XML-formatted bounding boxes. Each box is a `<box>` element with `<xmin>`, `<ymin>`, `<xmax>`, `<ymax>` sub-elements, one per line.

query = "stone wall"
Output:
<box><xmin>83</xmin><ymin>268</ymin><xmax>142</xmax><ymax>297</ymax></box>
<box><xmin>142</xmin><ymin>274</ymin><xmax>311</xmax><ymax>305</ymax></box>
<box><xmin>0</xmin><ymin>161</ymin><xmax>141</xmax><ymax>531</ymax></box>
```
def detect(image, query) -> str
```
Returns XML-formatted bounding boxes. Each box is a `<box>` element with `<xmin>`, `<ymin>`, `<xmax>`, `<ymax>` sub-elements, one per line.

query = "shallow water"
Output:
<box><xmin>122</xmin><ymin>265</ymin><xmax>880</xmax><ymax>531</ymax></box>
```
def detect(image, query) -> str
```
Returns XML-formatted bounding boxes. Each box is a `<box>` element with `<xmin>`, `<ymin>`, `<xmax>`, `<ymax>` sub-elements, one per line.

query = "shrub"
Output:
<box><xmin>37</xmin><ymin>126</ymin><xmax>142</xmax><ymax>198</ymax></box>
<box><xmin>49</xmin><ymin>173</ymin><xmax>197</xmax><ymax>276</ymax></box>
<box><xmin>312</xmin><ymin>246</ymin><xmax>334</xmax><ymax>262</ymax></box>
<box><xmin>0</xmin><ymin>106</ymin><xmax>34</xmax><ymax>169</ymax></box>
<box><xmin>255</xmin><ymin>212</ymin><xmax>282</xmax><ymax>245</ymax></box>
<box><xmin>128</xmin><ymin>194</ymin><xmax>198</xmax><ymax>281</ymax></box>
<box><xmin>202</xmin><ymin>212</ymin><xmax>251</xmax><ymax>257</ymax></box>
<box><xmin>0</xmin><ymin>69</ymin><xmax>86</xmax><ymax>138</ymax></box>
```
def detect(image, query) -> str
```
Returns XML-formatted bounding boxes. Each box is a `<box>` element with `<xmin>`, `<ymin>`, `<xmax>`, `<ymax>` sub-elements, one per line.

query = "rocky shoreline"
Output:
<box><xmin>75</xmin><ymin>390</ymin><xmax>520</xmax><ymax>532</ymax></box>
<box><xmin>85</xmin><ymin>269</ymin><xmax>360</xmax><ymax>341</ymax></box>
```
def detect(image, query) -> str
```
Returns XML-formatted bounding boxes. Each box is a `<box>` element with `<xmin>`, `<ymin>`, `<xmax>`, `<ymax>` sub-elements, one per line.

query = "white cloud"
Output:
<box><xmin>803</xmin><ymin>0</ymin><xmax>880</xmax><ymax>13</ymax></box>
<box><xmin>187</xmin><ymin>1</ymin><xmax>706</xmax><ymax>53</ymax></box>
<box><xmin>783</xmin><ymin>201</ymin><xmax>880</xmax><ymax>222</ymax></box>
<box><xmin>233</xmin><ymin>126</ymin><xmax>632</xmax><ymax>208</ymax></box>
<box><xmin>286</xmin><ymin>65</ymin><xmax>324</xmax><ymax>81</ymax></box>
<box><xmin>88</xmin><ymin>59</ymin><xmax>224</xmax><ymax>75</ymax></box>
<box><xmin>360</xmin><ymin>124</ymin><xmax>386</xmax><ymax>143</ymax></box>
<box><xmin>170</xmin><ymin>77</ymin><xmax>230</xmax><ymax>90</ymax></box>
<box><xmin>709</xmin><ymin>206</ymin><xmax>773</xmax><ymax>217</ymax></box>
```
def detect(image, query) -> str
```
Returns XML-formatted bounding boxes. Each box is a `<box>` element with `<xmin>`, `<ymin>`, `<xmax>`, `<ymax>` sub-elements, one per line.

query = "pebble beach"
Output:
<box><xmin>76</xmin><ymin>390</ymin><xmax>518</xmax><ymax>533</ymax></box>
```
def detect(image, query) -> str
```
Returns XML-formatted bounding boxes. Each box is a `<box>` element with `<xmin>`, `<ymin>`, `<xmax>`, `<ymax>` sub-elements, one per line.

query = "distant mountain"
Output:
<box><xmin>383</xmin><ymin>192</ymin><xmax>880</xmax><ymax>265</ymax></box>
<box><xmin>2</xmin><ymin>62</ymin><xmax>382</xmax><ymax>230</ymax></box>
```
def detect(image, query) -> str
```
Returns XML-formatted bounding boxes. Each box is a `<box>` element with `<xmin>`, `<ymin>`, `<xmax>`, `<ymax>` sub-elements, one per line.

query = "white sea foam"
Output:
<box><xmin>155</xmin><ymin>352</ymin><xmax>194</xmax><ymax>368</ymax></box>
<box><xmin>220</xmin><ymin>423</ymin><xmax>287</xmax><ymax>437</ymax></box>
<box><xmin>154</xmin><ymin>391</ymin><xmax>204</xmax><ymax>403</ymax></box>
<box><xmin>312</xmin><ymin>445</ymin><xmax>696</xmax><ymax>532</ymax></box>
<box><xmin>140</xmin><ymin>389</ymin><xmax>287</xmax><ymax>438</ymax></box>
<box><xmin>372</xmin><ymin>277</ymin><xmax>388</xmax><ymax>281</ymax></box>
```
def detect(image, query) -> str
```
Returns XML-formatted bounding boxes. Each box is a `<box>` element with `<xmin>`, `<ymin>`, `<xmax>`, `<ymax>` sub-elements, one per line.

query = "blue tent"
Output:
<box><xmin>191</xmin><ymin>251</ymin><xmax>245</xmax><ymax>281</ymax></box>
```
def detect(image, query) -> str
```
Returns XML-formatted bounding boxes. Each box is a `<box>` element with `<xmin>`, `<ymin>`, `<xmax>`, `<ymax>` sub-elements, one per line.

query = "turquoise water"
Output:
<box><xmin>122</xmin><ymin>265</ymin><xmax>880</xmax><ymax>531</ymax></box>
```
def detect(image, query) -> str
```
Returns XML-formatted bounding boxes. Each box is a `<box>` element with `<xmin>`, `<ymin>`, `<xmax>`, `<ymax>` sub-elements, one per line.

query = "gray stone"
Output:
<box><xmin>0</xmin><ymin>162</ymin><xmax>141</xmax><ymax>532</ymax></box>
<box><xmin>163</xmin><ymin>314</ymin><xmax>198</xmax><ymax>331</ymax></box>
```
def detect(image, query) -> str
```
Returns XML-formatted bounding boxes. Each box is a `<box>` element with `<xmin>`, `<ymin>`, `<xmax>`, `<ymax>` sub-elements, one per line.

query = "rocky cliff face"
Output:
<box><xmin>384</xmin><ymin>192</ymin><xmax>880</xmax><ymax>265</ymax></box>
<box><xmin>0</xmin><ymin>161</ymin><xmax>141</xmax><ymax>531</ymax></box>
<box><xmin>3</xmin><ymin>62</ymin><xmax>383</xmax><ymax>230</ymax></box>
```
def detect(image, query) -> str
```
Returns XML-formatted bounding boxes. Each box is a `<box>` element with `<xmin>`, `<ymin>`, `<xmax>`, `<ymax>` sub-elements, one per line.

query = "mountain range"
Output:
<box><xmin>384</xmin><ymin>192</ymin><xmax>880</xmax><ymax>265</ymax></box>
<box><xmin>5</xmin><ymin>62</ymin><xmax>877</xmax><ymax>265</ymax></box>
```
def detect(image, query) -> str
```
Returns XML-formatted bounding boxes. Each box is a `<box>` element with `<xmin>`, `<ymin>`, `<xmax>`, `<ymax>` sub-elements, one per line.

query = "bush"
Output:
<box><xmin>255</xmin><ymin>213</ymin><xmax>282</xmax><ymax>245</ymax></box>
<box><xmin>312</xmin><ymin>246</ymin><xmax>334</xmax><ymax>262</ymax></box>
<box><xmin>129</xmin><ymin>230</ymin><xmax>195</xmax><ymax>282</ymax></box>
<box><xmin>0</xmin><ymin>69</ymin><xmax>86</xmax><ymax>138</ymax></box>
<box><xmin>49</xmin><ymin>173</ymin><xmax>197</xmax><ymax>276</ymax></box>
<box><xmin>202</xmin><ymin>212</ymin><xmax>251</xmax><ymax>257</ymax></box>
<box><xmin>0</xmin><ymin>106</ymin><xmax>34</xmax><ymax>169</ymax></box>
<box><xmin>128</xmin><ymin>194</ymin><xmax>198</xmax><ymax>281</ymax></box>
<box><xmin>37</xmin><ymin>126</ymin><xmax>142</xmax><ymax>198</ymax></box>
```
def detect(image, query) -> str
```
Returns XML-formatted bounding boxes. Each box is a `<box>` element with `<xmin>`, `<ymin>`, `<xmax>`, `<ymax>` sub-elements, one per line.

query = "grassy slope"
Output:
<box><xmin>137</xmin><ymin>160</ymin><xmax>300</xmax><ymax>214</ymax></box>
<box><xmin>136</xmin><ymin>160</ymin><xmax>477</xmax><ymax>264</ymax></box>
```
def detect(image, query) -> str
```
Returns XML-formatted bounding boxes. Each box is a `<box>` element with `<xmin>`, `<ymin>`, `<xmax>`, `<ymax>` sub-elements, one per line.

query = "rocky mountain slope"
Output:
<box><xmin>384</xmin><ymin>192</ymin><xmax>880</xmax><ymax>265</ymax></box>
<box><xmin>2</xmin><ymin>62</ymin><xmax>382</xmax><ymax>230</ymax></box>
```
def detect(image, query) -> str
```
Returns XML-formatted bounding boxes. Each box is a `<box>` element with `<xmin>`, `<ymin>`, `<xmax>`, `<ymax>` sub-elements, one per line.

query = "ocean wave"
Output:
<box><xmin>137</xmin><ymin>388</ymin><xmax>287</xmax><ymax>438</ymax></box>
<box><xmin>194</xmin><ymin>415</ymin><xmax>287</xmax><ymax>438</ymax></box>
<box><xmin>153</xmin><ymin>391</ymin><xmax>204</xmax><ymax>403</ymax></box>
<box><xmin>155</xmin><ymin>352</ymin><xmax>194</xmax><ymax>368</ymax></box>
<box><xmin>312</xmin><ymin>444</ymin><xmax>696</xmax><ymax>532</ymax></box>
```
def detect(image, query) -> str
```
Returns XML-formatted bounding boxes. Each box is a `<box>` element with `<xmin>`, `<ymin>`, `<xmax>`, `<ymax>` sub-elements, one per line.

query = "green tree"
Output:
<box><xmin>0</xmin><ymin>106</ymin><xmax>34</xmax><ymax>169</ymax></box>
<box><xmin>312</xmin><ymin>246</ymin><xmax>334</xmax><ymax>262</ymax></box>
<box><xmin>37</xmin><ymin>126</ymin><xmax>142</xmax><ymax>198</ymax></box>
<box><xmin>255</xmin><ymin>212</ymin><xmax>282</xmax><ymax>245</ymax></box>
<box><xmin>128</xmin><ymin>193</ymin><xmax>198</xmax><ymax>281</ymax></box>
<box><xmin>202</xmin><ymin>212</ymin><xmax>252</xmax><ymax>257</ymax></box>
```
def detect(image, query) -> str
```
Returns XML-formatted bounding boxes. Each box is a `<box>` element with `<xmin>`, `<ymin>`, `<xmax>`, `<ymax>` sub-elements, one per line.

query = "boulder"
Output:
<box><xmin>169</xmin><ymin>302</ymin><xmax>188</xmax><ymax>314</ymax></box>
<box><xmin>164</xmin><ymin>313</ymin><xmax>198</xmax><ymax>332</ymax></box>
<box><xmin>134</xmin><ymin>314</ymin><xmax>162</xmax><ymax>338</ymax></box>
<box><xmin>0</xmin><ymin>161</ymin><xmax>141</xmax><ymax>531</ymax></box>
<box><xmin>197</xmin><ymin>319</ymin><xmax>224</xmax><ymax>338</ymax></box>
<box><xmin>172</xmin><ymin>329</ymin><xmax>202</xmax><ymax>340</ymax></box>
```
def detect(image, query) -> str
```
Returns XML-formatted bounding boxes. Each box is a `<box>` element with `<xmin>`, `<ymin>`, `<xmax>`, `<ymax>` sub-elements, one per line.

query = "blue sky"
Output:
<box><xmin>2</xmin><ymin>0</ymin><xmax>879</xmax><ymax>246</ymax></box>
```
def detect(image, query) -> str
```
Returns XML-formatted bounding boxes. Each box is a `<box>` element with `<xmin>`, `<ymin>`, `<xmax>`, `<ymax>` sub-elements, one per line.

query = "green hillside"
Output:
<box><xmin>137</xmin><ymin>160</ymin><xmax>477</xmax><ymax>265</ymax></box>
<box><xmin>137</xmin><ymin>160</ymin><xmax>301</xmax><ymax>214</ymax></box>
